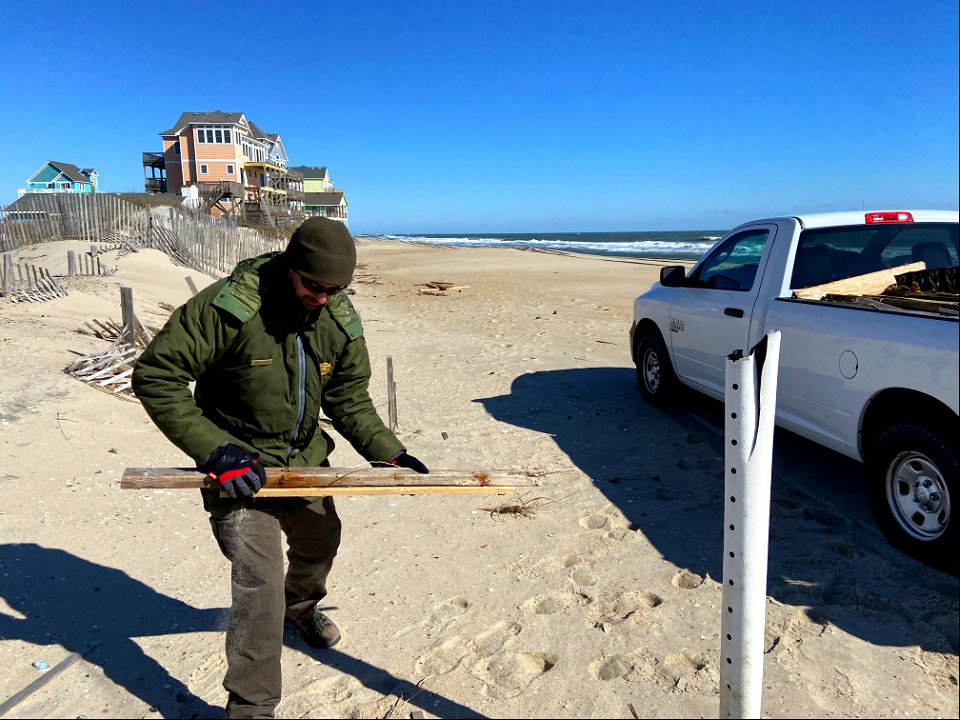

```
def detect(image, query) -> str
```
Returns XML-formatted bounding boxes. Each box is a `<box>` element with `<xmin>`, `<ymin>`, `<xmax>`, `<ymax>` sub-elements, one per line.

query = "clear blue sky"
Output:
<box><xmin>1</xmin><ymin>0</ymin><xmax>957</xmax><ymax>234</ymax></box>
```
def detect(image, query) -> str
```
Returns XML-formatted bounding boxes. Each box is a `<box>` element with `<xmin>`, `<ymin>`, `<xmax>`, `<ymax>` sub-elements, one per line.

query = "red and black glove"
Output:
<box><xmin>202</xmin><ymin>442</ymin><xmax>267</xmax><ymax>499</ymax></box>
<box><xmin>387</xmin><ymin>451</ymin><xmax>429</xmax><ymax>474</ymax></box>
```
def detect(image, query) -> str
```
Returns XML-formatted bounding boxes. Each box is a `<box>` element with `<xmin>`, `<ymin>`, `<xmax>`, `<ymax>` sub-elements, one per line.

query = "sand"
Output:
<box><xmin>0</xmin><ymin>237</ymin><xmax>957</xmax><ymax>719</ymax></box>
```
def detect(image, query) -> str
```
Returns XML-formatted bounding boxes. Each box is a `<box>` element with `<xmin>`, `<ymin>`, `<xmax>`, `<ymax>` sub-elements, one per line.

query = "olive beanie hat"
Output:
<box><xmin>285</xmin><ymin>217</ymin><xmax>357</xmax><ymax>286</ymax></box>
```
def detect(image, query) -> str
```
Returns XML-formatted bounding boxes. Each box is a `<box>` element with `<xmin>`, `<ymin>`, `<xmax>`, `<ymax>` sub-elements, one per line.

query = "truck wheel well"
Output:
<box><xmin>861</xmin><ymin>389</ymin><xmax>959</xmax><ymax>458</ymax></box>
<box><xmin>632</xmin><ymin>319</ymin><xmax>665</xmax><ymax>360</ymax></box>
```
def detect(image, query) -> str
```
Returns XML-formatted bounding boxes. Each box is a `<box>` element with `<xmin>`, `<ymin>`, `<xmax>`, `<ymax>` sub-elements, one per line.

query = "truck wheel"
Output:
<box><xmin>868</xmin><ymin>421</ymin><xmax>956</xmax><ymax>572</ymax></box>
<box><xmin>635</xmin><ymin>330</ymin><xmax>679</xmax><ymax>405</ymax></box>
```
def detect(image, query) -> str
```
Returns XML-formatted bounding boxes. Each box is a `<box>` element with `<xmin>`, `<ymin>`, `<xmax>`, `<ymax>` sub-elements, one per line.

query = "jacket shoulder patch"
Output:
<box><xmin>212</xmin><ymin>287</ymin><xmax>257</xmax><ymax>322</ymax></box>
<box><xmin>327</xmin><ymin>294</ymin><xmax>364</xmax><ymax>340</ymax></box>
<box><xmin>210</xmin><ymin>255</ymin><xmax>274</xmax><ymax>322</ymax></box>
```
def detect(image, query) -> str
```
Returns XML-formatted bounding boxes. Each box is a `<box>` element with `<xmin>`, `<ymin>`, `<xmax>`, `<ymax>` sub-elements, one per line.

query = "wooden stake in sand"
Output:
<box><xmin>122</xmin><ymin>467</ymin><xmax>539</xmax><ymax>497</ymax></box>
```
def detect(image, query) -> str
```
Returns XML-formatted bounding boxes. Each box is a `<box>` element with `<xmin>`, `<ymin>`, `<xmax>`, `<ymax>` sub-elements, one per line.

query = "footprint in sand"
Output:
<box><xmin>280</xmin><ymin>675</ymin><xmax>366</xmax><ymax>718</ymax></box>
<box><xmin>569</xmin><ymin>566</ymin><xmax>598</xmax><ymax>587</ymax></box>
<box><xmin>588</xmin><ymin>590</ymin><xmax>663</xmax><ymax>633</ymax></box>
<box><xmin>468</xmin><ymin>651</ymin><xmax>557</xmax><ymax>699</ymax></box>
<box><xmin>663</xmin><ymin>653</ymin><xmax>719</xmax><ymax>693</ymax></box>
<box><xmin>511</xmin><ymin>553</ymin><xmax>585</xmax><ymax>581</ymax></box>
<box><xmin>187</xmin><ymin>652</ymin><xmax>229</xmax><ymax>708</ymax></box>
<box><xmin>393</xmin><ymin>596</ymin><xmax>470</xmax><ymax>639</ymax></box>
<box><xmin>591</xmin><ymin>651</ymin><xmax>716</xmax><ymax>691</ymax></box>
<box><xmin>579</xmin><ymin>512</ymin><xmax>611</xmax><ymax>530</ymax></box>
<box><xmin>671</xmin><ymin>569</ymin><xmax>705</xmax><ymax>589</ymax></box>
<box><xmin>414</xmin><ymin>636</ymin><xmax>471</xmax><ymax>675</ymax></box>
<box><xmin>521</xmin><ymin>591</ymin><xmax>590</xmax><ymax>615</ymax></box>
<box><xmin>470</xmin><ymin>620</ymin><xmax>522</xmax><ymax>657</ymax></box>
<box><xmin>590</xmin><ymin>652</ymin><xmax>660</xmax><ymax>683</ymax></box>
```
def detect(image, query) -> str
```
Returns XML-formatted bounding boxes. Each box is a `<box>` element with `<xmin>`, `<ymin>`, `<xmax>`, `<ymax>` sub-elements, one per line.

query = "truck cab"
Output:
<box><xmin>631</xmin><ymin>210</ymin><xmax>959</xmax><ymax>568</ymax></box>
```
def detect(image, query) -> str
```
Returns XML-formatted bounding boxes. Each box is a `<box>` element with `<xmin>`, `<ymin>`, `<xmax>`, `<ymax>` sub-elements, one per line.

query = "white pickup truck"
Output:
<box><xmin>630</xmin><ymin>210</ymin><xmax>959</xmax><ymax>567</ymax></box>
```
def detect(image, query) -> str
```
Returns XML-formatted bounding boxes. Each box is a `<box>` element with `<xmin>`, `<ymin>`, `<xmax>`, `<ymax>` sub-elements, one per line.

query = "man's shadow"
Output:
<box><xmin>0</xmin><ymin>543</ymin><xmax>223</xmax><ymax>718</ymax></box>
<box><xmin>1</xmin><ymin>545</ymin><xmax>487</xmax><ymax>719</ymax></box>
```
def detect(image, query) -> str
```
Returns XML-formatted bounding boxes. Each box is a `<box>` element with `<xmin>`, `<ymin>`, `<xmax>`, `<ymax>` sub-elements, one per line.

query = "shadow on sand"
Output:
<box><xmin>476</xmin><ymin>366</ymin><xmax>959</xmax><ymax>655</ymax></box>
<box><xmin>0</xmin><ymin>544</ymin><xmax>485</xmax><ymax>719</ymax></box>
<box><xmin>0</xmin><ymin>543</ymin><xmax>223</xmax><ymax>718</ymax></box>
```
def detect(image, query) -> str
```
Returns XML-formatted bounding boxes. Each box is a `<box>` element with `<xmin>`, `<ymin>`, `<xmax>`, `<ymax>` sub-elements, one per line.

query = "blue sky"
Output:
<box><xmin>1</xmin><ymin>0</ymin><xmax>957</xmax><ymax>234</ymax></box>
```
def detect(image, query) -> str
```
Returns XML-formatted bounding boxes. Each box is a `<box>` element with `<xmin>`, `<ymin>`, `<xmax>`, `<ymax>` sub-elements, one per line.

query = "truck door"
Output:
<box><xmin>668</xmin><ymin>226</ymin><xmax>775</xmax><ymax>397</ymax></box>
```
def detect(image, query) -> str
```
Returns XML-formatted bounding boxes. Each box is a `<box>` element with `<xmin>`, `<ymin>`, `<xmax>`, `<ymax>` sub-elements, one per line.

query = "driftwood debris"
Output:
<box><xmin>417</xmin><ymin>280</ymin><xmax>471</xmax><ymax>296</ymax></box>
<box><xmin>121</xmin><ymin>466</ymin><xmax>543</xmax><ymax>497</ymax></box>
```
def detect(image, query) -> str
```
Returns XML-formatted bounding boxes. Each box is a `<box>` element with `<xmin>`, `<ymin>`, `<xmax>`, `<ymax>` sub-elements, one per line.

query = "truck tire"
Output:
<box><xmin>635</xmin><ymin>330</ymin><xmax>679</xmax><ymax>405</ymax></box>
<box><xmin>868</xmin><ymin>421</ymin><xmax>957</xmax><ymax>572</ymax></box>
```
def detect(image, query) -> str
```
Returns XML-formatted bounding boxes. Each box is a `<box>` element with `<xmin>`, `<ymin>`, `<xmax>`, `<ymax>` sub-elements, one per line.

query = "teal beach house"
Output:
<box><xmin>20</xmin><ymin>160</ymin><xmax>99</xmax><ymax>195</ymax></box>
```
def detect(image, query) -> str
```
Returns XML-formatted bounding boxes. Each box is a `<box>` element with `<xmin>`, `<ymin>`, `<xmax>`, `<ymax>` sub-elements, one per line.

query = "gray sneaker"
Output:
<box><xmin>298</xmin><ymin>609</ymin><xmax>341</xmax><ymax>649</ymax></box>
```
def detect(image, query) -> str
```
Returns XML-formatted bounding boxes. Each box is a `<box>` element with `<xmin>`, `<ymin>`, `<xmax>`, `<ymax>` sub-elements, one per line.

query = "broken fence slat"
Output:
<box><xmin>122</xmin><ymin>467</ymin><xmax>539</xmax><ymax>497</ymax></box>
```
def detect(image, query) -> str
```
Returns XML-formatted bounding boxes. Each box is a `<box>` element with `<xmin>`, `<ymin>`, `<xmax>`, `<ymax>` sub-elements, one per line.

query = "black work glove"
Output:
<box><xmin>201</xmin><ymin>442</ymin><xmax>267</xmax><ymax>499</ymax></box>
<box><xmin>387</xmin><ymin>451</ymin><xmax>430</xmax><ymax>474</ymax></box>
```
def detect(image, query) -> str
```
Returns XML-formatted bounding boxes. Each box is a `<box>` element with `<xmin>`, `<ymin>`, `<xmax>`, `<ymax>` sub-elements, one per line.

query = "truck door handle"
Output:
<box><xmin>724</xmin><ymin>307</ymin><xmax>744</xmax><ymax>318</ymax></box>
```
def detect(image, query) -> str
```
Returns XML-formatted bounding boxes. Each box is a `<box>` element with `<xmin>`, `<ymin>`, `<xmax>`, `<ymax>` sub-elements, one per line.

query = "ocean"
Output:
<box><xmin>371</xmin><ymin>230</ymin><xmax>726</xmax><ymax>262</ymax></box>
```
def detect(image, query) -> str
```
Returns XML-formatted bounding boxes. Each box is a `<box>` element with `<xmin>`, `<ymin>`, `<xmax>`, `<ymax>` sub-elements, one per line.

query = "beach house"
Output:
<box><xmin>289</xmin><ymin>165</ymin><xmax>349</xmax><ymax>226</ymax></box>
<box><xmin>19</xmin><ymin>161</ymin><xmax>99</xmax><ymax>197</ymax></box>
<box><xmin>143</xmin><ymin>111</ymin><xmax>305</xmax><ymax>226</ymax></box>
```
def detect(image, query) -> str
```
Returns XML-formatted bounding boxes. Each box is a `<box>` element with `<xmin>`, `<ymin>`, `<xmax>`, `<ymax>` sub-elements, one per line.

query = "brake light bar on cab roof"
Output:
<box><xmin>865</xmin><ymin>211</ymin><xmax>914</xmax><ymax>224</ymax></box>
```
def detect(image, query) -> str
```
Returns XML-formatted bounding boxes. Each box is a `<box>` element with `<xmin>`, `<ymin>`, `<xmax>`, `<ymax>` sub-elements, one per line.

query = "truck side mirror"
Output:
<box><xmin>660</xmin><ymin>266</ymin><xmax>686</xmax><ymax>287</ymax></box>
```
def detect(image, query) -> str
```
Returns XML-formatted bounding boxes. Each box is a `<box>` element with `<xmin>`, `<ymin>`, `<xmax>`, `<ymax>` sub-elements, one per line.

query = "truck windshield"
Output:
<box><xmin>791</xmin><ymin>223</ymin><xmax>959</xmax><ymax>289</ymax></box>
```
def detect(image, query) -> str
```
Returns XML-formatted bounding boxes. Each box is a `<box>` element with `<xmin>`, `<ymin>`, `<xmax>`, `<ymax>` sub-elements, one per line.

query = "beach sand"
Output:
<box><xmin>0</xmin><ymin>237</ymin><xmax>957</xmax><ymax>719</ymax></box>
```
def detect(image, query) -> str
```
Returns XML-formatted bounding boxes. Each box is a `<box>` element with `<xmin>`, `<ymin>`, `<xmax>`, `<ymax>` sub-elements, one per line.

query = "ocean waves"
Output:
<box><xmin>375</xmin><ymin>231</ymin><xmax>723</xmax><ymax>261</ymax></box>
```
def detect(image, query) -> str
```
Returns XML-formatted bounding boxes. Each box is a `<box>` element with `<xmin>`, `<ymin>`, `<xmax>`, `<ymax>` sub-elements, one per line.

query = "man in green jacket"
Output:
<box><xmin>132</xmin><ymin>217</ymin><xmax>428</xmax><ymax>719</ymax></box>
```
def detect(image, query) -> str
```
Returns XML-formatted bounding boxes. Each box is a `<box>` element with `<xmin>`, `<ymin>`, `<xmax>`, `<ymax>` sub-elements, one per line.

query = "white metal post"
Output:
<box><xmin>719</xmin><ymin>330</ymin><xmax>781</xmax><ymax>719</ymax></box>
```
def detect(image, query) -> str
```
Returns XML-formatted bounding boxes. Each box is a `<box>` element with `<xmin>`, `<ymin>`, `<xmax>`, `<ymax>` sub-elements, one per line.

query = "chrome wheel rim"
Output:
<box><xmin>886</xmin><ymin>451</ymin><xmax>950</xmax><ymax>542</ymax></box>
<box><xmin>642</xmin><ymin>347</ymin><xmax>661</xmax><ymax>394</ymax></box>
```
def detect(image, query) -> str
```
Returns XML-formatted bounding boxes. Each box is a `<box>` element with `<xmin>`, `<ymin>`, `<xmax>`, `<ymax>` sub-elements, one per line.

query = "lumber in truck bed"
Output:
<box><xmin>793</xmin><ymin>264</ymin><xmax>959</xmax><ymax>316</ymax></box>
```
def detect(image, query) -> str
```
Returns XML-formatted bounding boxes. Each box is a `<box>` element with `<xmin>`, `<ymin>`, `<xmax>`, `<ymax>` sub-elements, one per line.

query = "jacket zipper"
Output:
<box><xmin>287</xmin><ymin>318</ymin><xmax>308</xmax><ymax>462</ymax></box>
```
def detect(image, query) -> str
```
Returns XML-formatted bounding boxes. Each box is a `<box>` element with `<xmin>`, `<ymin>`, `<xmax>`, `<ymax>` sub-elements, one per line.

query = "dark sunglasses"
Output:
<box><xmin>297</xmin><ymin>273</ymin><xmax>346</xmax><ymax>295</ymax></box>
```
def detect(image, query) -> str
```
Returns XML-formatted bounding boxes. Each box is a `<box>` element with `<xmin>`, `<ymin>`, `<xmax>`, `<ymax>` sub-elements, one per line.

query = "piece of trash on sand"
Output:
<box><xmin>32</xmin><ymin>661</ymin><xmax>49</xmax><ymax>671</ymax></box>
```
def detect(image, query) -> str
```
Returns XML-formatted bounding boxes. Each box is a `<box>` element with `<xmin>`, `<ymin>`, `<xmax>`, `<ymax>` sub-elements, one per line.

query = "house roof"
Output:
<box><xmin>246</xmin><ymin>120</ymin><xmax>271</xmax><ymax>140</ymax></box>
<box><xmin>289</xmin><ymin>165</ymin><xmax>329</xmax><ymax>179</ymax></box>
<box><xmin>46</xmin><ymin>161</ymin><xmax>90</xmax><ymax>183</ymax></box>
<box><xmin>304</xmin><ymin>191</ymin><xmax>346</xmax><ymax>207</ymax></box>
<box><xmin>160</xmin><ymin>111</ymin><xmax>247</xmax><ymax>136</ymax></box>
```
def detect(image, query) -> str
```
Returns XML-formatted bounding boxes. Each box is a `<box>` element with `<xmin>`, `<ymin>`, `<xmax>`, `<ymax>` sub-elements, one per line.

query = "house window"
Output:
<box><xmin>226</xmin><ymin>164</ymin><xmax>234</xmax><ymax>175</ymax></box>
<box><xmin>197</xmin><ymin>126</ymin><xmax>233</xmax><ymax>144</ymax></box>
<box><xmin>174</xmin><ymin>140</ymin><xmax>181</xmax><ymax>156</ymax></box>
<box><xmin>200</xmin><ymin>164</ymin><xmax>208</xmax><ymax>174</ymax></box>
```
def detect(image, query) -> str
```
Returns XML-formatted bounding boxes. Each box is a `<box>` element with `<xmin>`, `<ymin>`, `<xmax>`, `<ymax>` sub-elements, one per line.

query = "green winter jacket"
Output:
<box><xmin>132</xmin><ymin>251</ymin><xmax>404</xmax><ymax>490</ymax></box>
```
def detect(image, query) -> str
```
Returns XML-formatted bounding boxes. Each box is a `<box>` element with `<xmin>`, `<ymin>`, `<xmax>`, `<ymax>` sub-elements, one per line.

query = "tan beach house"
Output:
<box><xmin>142</xmin><ymin>111</ymin><xmax>305</xmax><ymax>226</ymax></box>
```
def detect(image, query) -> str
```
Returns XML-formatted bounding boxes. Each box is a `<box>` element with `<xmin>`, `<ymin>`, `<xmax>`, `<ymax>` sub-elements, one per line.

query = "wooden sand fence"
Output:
<box><xmin>1</xmin><ymin>194</ymin><xmax>288</xmax><ymax>301</ymax></box>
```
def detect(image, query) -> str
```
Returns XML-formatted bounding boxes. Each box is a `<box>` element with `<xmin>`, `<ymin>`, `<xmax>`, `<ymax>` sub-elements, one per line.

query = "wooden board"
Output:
<box><xmin>792</xmin><ymin>261</ymin><xmax>925</xmax><ymax>300</ymax></box>
<box><xmin>122</xmin><ymin>467</ymin><xmax>538</xmax><ymax>497</ymax></box>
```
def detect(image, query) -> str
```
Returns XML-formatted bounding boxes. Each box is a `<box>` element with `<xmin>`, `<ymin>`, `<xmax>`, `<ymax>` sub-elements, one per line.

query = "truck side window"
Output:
<box><xmin>692</xmin><ymin>230</ymin><xmax>769</xmax><ymax>291</ymax></box>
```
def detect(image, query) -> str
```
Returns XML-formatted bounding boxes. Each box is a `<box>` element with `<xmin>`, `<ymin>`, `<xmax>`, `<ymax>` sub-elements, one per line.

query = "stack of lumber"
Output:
<box><xmin>793</xmin><ymin>262</ymin><xmax>959</xmax><ymax>316</ymax></box>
